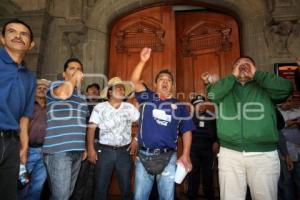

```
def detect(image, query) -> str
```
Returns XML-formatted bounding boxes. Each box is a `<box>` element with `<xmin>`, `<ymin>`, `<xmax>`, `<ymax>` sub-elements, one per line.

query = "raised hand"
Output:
<box><xmin>140</xmin><ymin>47</ymin><xmax>151</xmax><ymax>63</ymax></box>
<box><xmin>201</xmin><ymin>72</ymin><xmax>218</xmax><ymax>84</ymax></box>
<box><xmin>232</xmin><ymin>65</ymin><xmax>239</xmax><ymax>78</ymax></box>
<box><xmin>201</xmin><ymin>72</ymin><xmax>210</xmax><ymax>84</ymax></box>
<box><xmin>70</xmin><ymin>70</ymin><xmax>84</xmax><ymax>86</ymax></box>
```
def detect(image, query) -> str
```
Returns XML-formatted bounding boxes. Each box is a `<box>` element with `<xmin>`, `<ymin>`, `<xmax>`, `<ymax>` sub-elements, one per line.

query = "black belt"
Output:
<box><xmin>0</xmin><ymin>130</ymin><xmax>17</xmax><ymax>138</ymax></box>
<box><xmin>99</xmin><ymin>144</ymin><xmax>129</xmax><ymax>150</ymax></box>
<box><xmin>139</xmin><ymin>146</ymin><xmax>175</xmax><ymax>154</ymax></box>
<box><xmin>29</xmin><ymin>144</ymin><xmax>43</xmax><ymax>148</ymax></box>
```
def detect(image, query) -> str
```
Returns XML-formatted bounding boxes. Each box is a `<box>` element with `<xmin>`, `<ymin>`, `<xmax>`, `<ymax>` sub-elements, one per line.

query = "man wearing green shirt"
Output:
<box><xmin>202</xmin><ymin>57</ymin><xmax>293</xmax><ymax>200</ymax></box>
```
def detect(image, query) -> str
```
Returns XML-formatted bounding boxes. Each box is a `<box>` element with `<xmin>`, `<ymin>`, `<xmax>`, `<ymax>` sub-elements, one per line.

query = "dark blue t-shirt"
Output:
<box><xmin>135</xmin><ymin>88</ymin><xmax>195</xmax><ymax>149</ymax></box>
<box><xmin>0</xmin><ymin>48</ymin><xmax>36</xmax><ymax>132</ymax></box>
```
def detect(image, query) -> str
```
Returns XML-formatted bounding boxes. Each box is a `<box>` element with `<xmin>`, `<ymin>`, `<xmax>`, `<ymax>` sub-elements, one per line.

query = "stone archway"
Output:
<box><xmin>82</xmin><ymin>0</ymin><xmax>269</xmax><ymax>196</ymax></box>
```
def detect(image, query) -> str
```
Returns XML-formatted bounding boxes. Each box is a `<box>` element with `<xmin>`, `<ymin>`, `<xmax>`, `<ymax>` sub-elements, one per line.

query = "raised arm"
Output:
<box><xmin>130</xmin><ymin>47</ymin><xmax>151</xmax><ymax>92</ymax></box>
<box><xmin>205</xmin><ymin>74</ymin><xmax>236</xmax><ymax>103</ymax></box>
<box><xmin>253</xmin><ymin>71</ymin><xmax>293</xmax><ymax>103</ymax></box>
<box><xmin>205</xmin><ymin>60</ymin><xmax>253</xmax><ymax>103</ymax></box>
<box><xmin>53</xmin><ymin>71</ymin><xmax>83</xmax><ymax>100</ymax></box>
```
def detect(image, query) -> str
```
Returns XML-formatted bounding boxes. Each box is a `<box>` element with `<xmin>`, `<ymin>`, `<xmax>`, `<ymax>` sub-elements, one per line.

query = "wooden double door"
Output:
<box><xmin>108</xmin><ymin>5</ymin><xmax>240</xmax><ymax>195</ymax></box>
<box><xmin>109</xmin><ymin>6</ymin><xmax>240</xmax><ymax>100</ymax></box>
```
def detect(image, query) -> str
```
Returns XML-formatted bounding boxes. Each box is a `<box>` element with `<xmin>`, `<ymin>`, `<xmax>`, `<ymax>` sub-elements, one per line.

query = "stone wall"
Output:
<box><xmin>0</xmin><ymin>0</ymin><xmax>47</xmax><ymax>75</ymax></box>
<box><xmin>1</xmin><ymin>0</ymin><xmax>300</xmax><ymax>86</ymax></box>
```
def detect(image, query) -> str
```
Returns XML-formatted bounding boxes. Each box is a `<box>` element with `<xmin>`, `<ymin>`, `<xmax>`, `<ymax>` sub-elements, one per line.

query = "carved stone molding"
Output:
<box><xmin>60</xmin><ymin>24</ymin><xmax>87</xmax><ymax>59</ymax></box>
<box><xmin>264</xmin><ymin>18</ymin><xmax>300</xmax><ymax>56</ymax></box>
<box><xmin>270</xmin><ymin>0</ymin><xmax>300</xmax><ymax>21</ymax></box>
<box><xmin>116</xmin><ymin>20</ymin><xmax>165</xmax><ymax>53</ymax></box>
<box><xmin>181</xmin><ymin>21</ymin><xmax>232</xmax><ymax>57</ymax></box>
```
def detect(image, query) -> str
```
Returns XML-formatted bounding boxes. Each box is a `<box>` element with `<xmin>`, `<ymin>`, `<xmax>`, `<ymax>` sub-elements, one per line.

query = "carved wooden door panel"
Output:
<box><xmin>175</xmin><ymin>12</ymin><xmax>240</xmax><ymax>101</ymax></box>
<box><xmin>174</xmin><ymin>11</ymin><xmax>240</xmax><ymax>197</ymax></box>
<box><xmin>109</xmin><ymin>6</ymin><xmax>176</xmax><ymax>89</ymax></box>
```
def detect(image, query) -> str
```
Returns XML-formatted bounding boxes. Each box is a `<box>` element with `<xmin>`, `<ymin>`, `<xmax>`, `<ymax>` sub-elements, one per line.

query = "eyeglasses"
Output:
<box><xmin>5</xmin><ymin>28</ymin><xmax>31</xmax><ymax>40</ymax></box>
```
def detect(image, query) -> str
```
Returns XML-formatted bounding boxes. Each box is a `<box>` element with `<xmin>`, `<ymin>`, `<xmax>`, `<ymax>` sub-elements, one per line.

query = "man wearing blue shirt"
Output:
<box><xmin>0</xmin><ymin>19</ymin><xmax>36</xmax><ymax>200</ymax></box>
<box><xmin>131</xmin><ymin>47</ymin><xmax>195</xmax><ymax>200</ymax></box>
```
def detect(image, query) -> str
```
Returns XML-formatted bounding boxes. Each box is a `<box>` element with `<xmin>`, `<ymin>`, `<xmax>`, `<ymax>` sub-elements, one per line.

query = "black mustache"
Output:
<box><xmin>12</xmin><ymin>39</ymin><xmax>25</xmax><ymax>44</ymax></box>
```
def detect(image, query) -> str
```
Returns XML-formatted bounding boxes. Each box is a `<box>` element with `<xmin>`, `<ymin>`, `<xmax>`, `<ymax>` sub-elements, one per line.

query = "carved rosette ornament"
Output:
<box><xmin>116</xmin><ymin>20</ymin><xmax>165</xmax><ymax>53</ymax></box>
<box><xmin>221</xmin><ymin>28</ymin><xmax>232</xmax><ymax>51</ymax></box>
<box><xmin>181</xmin><ymin>21</ymin><xmax>232</xmax><ymax>57</ymax></box>
<box><xmin>60</xmin><ymin>24</ymin><xmax>87</xmax><ymax>59</ymax></box>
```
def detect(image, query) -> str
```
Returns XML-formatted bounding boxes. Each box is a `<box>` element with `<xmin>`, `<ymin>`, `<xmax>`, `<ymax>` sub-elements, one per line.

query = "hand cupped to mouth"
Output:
<box><xmin>238</xmin><ymin>63</ymin><xmax>250</xmax><ymax>73</ymax></box>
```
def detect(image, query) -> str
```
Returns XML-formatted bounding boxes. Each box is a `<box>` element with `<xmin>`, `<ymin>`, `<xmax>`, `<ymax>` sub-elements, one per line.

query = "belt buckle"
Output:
<box><xmin>153</xmin><ymin>148</ymin><xmax>160</xmax><ymax>154</ymax></box>
<box><xmin>0</xmin><ymin>132</ymin><xmax>3</xmax><ymax>137</ymax></box>
<box><xmin>112</xmin><ymin>146</ymin><xmax>118</xmax><ymax>150</ymax></box>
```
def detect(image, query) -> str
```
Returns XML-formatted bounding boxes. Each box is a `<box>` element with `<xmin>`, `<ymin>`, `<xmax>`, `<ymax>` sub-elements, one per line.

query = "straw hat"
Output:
<box><xmin>37</xmin><ymin>79</ymin><xmax>51</xmax><ymax>87</ymax></box>
<box><xmin>100</xmin><ymin>77</ymin><xmax>133</xmax><ymax>99</ymax></box>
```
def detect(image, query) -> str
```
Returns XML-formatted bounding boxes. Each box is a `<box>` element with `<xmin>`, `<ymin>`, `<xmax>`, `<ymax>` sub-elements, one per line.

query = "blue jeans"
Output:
<box><xmin>18</xmin><ymin>147</ymin><xmax>47</xmax><ymax>200</ymax></box>
<box><xmin>134</xmin><ymin>151</ymin><xmax>177</xmax><ymax>200</ymax></box>
<box><xmin>44</xmin><ymin>151</ymin><xmax>82</xmax><ymax>200</ymax></box>
<box><xmin>94</xmin><ymin>146</ymin><xmax>132</xmax><ymax>200</ymax></box>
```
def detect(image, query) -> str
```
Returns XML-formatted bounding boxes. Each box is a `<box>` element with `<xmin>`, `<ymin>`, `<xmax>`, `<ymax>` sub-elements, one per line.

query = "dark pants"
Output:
<box><xmin>187</xmin><ymin>140</ymin><xmax>215</xmax><ymax>200</ymax></box>
<box><xmin>70</xmin><ymin>159</ymin><xmax>95</xmax><ymax>200</ymax></box>
<box><xmin>0</xmin><ymin>134</ymin><xmax>20</xmax><ymax>200</ymax></box>
<box><xmin>278</xmin><ymin>156</ymin><xmax>300</xmax><ymax>200</ymax></box>
<box><xmin>94</xmin><ymin>146</ymin><xmax>132</xmax><ymax>200</ymax></box>
<box><xmin>71</xmin><ymin>143</ymin><xmax>100</xmax><ymax>200</ymax></box>
<box><xmin>292</xmin><ymin>159</ymin><xmax>300</xmax><ymax>199</ymax></box>
<box><xmin>149</xmin><ymin>178</ymin><xmax>158</xmax><ymax>200</ymax></box>
<box><xmin>278</xmin><ymin>155</ymin><xmax>294</xmax><ymax>200</ymax></box>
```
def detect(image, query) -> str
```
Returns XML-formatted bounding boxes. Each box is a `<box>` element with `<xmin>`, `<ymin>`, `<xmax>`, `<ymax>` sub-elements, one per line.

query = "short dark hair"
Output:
<box><xmin>233</xmin><ymin>56</ymin><xmax>256</xmax><ymax>66</ymax></box>
<box><xmin>2</xmin><ymin>19</ymin><xmax>34</xmax><ymax>41</ymax></box>
<box><xmin>86</xmin><ymin>83</ymin><xmax>100</xmax><ymax>92</ymax></box>
<box><xmin>155</xmin><ymin>69</ymin><xmax>174</xmax><ymax>83</ymax></box>
<box><xmin>63</xmin><ymin>58</ymin><xmax>83</xmax><ymax>71</ymax></box>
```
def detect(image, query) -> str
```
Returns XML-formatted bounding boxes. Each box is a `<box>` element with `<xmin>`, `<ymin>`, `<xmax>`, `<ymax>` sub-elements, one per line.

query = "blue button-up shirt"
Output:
<box><xmin>0</xmin><ymin>48</ymin><xmax>36</xmax><ymax>131</ymax></box>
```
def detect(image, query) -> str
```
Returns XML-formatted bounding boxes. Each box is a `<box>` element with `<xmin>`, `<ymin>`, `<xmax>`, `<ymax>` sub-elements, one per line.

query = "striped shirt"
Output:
<box><xmin>43</xmin><ymin>81</ymin><xmax>88</xmax><ymax>154</ymax></box>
